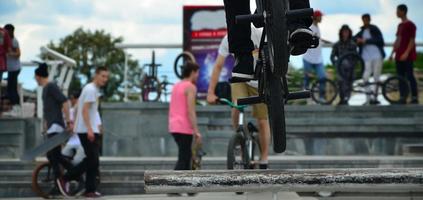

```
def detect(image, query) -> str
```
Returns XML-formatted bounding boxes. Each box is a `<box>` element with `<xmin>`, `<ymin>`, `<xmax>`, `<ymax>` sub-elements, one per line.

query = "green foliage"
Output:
<box><xmin>44</xmin><ymin>28</ymin><xmax>140</xmax><ymax>101</ymax></box>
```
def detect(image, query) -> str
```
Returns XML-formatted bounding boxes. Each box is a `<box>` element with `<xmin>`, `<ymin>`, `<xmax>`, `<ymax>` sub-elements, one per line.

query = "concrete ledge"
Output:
<box><xmin>144</xmin><ymin>168</ymin><xmax>423</xmax><ymax>193</ymax></box>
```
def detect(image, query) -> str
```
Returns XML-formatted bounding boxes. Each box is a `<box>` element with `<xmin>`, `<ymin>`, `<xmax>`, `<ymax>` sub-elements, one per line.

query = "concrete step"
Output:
<box><xmin>0</xmin><ymin>180</ymin><xmax>145</xmax><ymax>198</ymax></box>
<box><xmin>1</xmin><ymin>156</ymin><xmax>422</xmax><ymax>170</ymax></box>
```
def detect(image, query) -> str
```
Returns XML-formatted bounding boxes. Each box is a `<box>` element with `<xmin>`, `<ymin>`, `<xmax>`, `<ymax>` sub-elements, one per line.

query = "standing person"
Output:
<box><xmin>303</xmin><ymin>10</ymin><xmax>331</xmax><ymax>102</ymax></box>
<box><xmin>62</xmin><ymin>67</ymin><xmax>109</xmax><ymax>198</ymax></box>
<box><xmin>207</xmin><ymin>27</ymin><xmax>270</xmax><ymax>169</ymax></box>
<box><xmin>223</xmin><ymin>0</ymin><xmax>314</xmax><ymax>82</ymax></box>
<box><xmin>355</xmin><ymin>14</ymin><xmax>385</xmax><ymax>105</ymax></box>
<box><xmin>168</xmin><ymin>62</ymin><xmax>201</xmax><ymax>196</ymax></box>
<box><xmin>0</xmin><ymin>26</ymin><xmax>12</xmax><ymax>112</ymax></box>
<box><xmin>4</xmin><ymin>24</ymin><xmax>22</xmax><ymax>116</ymax></box>
<box><xmin>390</xmin><ymin>4</ymin><xmax>419</xmax><ymax>104</ymax></box>
<box><xmin>331</xmin><ymin>25</ymin><xmax>359</xmax><ymax>105</ymax></box>
<box><xmin>34</xmin><ymin>63</ymin><xmax>73</xmax><ymax>195</ymax></box>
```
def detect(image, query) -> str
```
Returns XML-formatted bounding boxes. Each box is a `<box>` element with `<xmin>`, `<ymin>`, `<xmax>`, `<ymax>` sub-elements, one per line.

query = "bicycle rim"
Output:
<box><xmin>311</xmin><ymin>78</ymin><xmax>338</xmax><ymax>105</ymax></box>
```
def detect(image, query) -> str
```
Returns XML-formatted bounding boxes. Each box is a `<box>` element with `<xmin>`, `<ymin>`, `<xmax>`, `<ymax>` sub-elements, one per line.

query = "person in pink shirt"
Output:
<box><xmin>169</xmin><ymin>61</ymin><xmax>201</xmax><ymax>176</ymax></box>
<box><xmin>0</xmin><ymin>27</ymin><xmax>12</xmax><ymax>94</ymax></box>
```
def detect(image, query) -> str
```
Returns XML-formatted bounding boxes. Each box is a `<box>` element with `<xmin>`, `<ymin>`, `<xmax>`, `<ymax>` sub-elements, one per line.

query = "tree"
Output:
<box><xmin>45</xmin><ymin>28</ymin><xmax>140</xmax><ymax>101</ymax></box>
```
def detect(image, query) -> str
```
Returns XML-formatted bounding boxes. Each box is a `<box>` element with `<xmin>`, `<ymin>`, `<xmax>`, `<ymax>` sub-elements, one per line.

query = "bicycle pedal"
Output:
<box><xmin>237</xmin><ymin>96</ymin><xmax>264</xmax><ymax>106</ymax></box>
<box><xmin>287</xmin><ymin>90</ymin><xmax>311</xmax><ymax>101</ymax></box>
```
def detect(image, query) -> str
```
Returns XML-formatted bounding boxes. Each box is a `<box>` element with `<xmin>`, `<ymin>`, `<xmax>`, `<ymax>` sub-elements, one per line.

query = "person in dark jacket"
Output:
<box><xmin>331</xmin><ymin>25</ymin><xmax>359</xmax><ymax>105</ymax></box>
<box><xmin>354</xmin><ymin>14</ymin><xmax>385</xmax><ymax>105</ymax></box>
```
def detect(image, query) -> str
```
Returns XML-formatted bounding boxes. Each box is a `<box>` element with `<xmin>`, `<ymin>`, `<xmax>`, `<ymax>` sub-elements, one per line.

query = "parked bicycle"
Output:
<box><xmin>140</xmin><ymin>51</ymin><xmax>162</xmax><ymax>102</ymax></box>
<box><xmin>234</xmin><ymin>0</ymin><xmax>318</xmax><ymax>153</ymax></box>
<box><xmin>310</xmin><ymin>53</ymin><xmax>410</xmax><ymax>105</ymax></box>
<box><xmin>173</xmin><ymin>51</ymin><xmax>196</xmax><ymax>80</ymax></box>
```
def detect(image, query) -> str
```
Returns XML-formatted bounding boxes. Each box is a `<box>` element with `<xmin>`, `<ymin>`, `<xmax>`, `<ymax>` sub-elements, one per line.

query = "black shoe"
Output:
<box><xmin>187</xmin><ymin>193</ymin><xmax>198</xmax><ymax>197</ymax></box>
<box><xmin>230</xmin><ymin>52</ymin><xmax>254</xmax><ymax>83</ymax></box>
<box><xmin>289</xmin><ymin>27</ymin><xmax>318</xmax><ymax>56</ymax></box>
<box><xmin>411</xmin><ymin>97</ymin><xmax>419</xmax><ymax>104</ymax></box>
<box><xmin>259</xmin><ymin>164</ymin><xmax>268</xmax><ymax>169</ymax></box>
<box><xmin>369</xmin><ymin>100</ymin><xmax>380</xmax><ymax>105</ymax></box>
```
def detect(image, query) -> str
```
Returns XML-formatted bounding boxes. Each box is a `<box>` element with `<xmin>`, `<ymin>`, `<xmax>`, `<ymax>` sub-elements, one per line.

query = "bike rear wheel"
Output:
<box><xmin>311</xmin><ymin>78</ymin><xmax>338</xmax><ymax>105</ymax></box>
<box><xmin>174</xmin><ymin>52</ymin><xmax>196</xmax><ymax>79</ymax></box>
<box><xmin>382</xmin><ymin>76</ymin><xmax>410</xmax><ymax>104</ymax></box>
<box><xmin>140</xmin><ymin>76</ymin><xmax>162</xmax><ymax>102</ymax></box>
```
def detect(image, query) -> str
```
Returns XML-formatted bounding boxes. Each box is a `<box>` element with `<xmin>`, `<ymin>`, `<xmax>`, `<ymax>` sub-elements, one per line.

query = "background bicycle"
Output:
<box><xmin>140</xmin><ymin>51</ymin><xmax>163</xmax><ymax>102</ymax></box>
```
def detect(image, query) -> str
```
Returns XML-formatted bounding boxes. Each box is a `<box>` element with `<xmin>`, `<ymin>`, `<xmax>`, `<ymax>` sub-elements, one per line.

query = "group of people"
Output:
<box><xmin>0</xmin><ymin>23</ymin><xmax>21</xmax><ymax>116</ymax></box>
<box><xmin>34</xmin><ymin>63</ymin><xmax>109</xmax><ymax>198</ymax></box>
<box><xmin>305</xmin><ymin>4</ymin><xmax>419</xmax><ymax>105</ymax></box>
<box><xmin>167</xmin><ymin>4</ymin><xmax>420</xmax><ymax>193</ymax></box>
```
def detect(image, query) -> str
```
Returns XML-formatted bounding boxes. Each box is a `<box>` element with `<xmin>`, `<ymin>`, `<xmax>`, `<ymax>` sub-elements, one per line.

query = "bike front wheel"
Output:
<box><xmin>266</xmin><ymin>73</ymin><xmax>287</xmax><ymax>153</ymax></box>
<box><xmin>382</xmin><ymin>76</ymin><xmax>410</xmax><ymax>104</ymax></box>
<box><xmin>227</xmin><ymin>133</ymin><xmax>248</xmax><ymax>170</ymax></box>
<box><xmin>311</xmin><ymin>78</ymin><xmax>338</xmax><ymax>105</ymax></box>
<box><xmin>32</xmin><ymin>162</ymin><xmax>55</xmax><ymax>199</ymax></box>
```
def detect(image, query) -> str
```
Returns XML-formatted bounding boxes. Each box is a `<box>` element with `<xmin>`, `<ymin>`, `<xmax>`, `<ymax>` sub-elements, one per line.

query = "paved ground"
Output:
<box><xmin>0</xmin><ymin>192</ymin><xmax>318</xmax><ymax>200</ymax></box>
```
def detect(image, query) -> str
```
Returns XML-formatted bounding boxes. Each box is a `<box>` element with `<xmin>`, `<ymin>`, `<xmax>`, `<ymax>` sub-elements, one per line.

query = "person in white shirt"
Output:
<box><xmin>355</xmin><ymin>14</ymin><xmax>385</xmax><ymax>105</ymax></box>
<box><xmin>207</xmin><ymin>27</ymin><xmax>271</xmax><ymax>169</ymax></box>
<box><xmin>60</xmin><ymin>67</ymin><xmax>109</xmax><ymax>198</ymax></box>
<box><xmin>302</xmin><ymin>10</ymin><xmax>331</xmax><ymax>91</ymax></box>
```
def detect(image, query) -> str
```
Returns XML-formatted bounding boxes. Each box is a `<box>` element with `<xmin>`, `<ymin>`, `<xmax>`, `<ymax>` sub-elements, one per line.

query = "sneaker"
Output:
<box><xmin>411</xmin><ymin>97</ymin><xmax>419</xmax><ymax>104</ymax></box>
<box><xmin>289</xmin><ymin>27</ymin><xmax>318</xmax><ymax>56</ymax></box>
<box><xmin>369</xmin><ymin>100</ymin><xmax>380</xmax><ymax>105</ymax></box>
<box><xmin>84</xmin><ymin>191</ymin><xmax>102</xmax><ymax>198</ymax></box>
<box><xmin>187</xmin><ymin>193</ymin><xmax>198</xmax><ymax>197</ymax></box>
<box><xmin>230</xmin><ymin>52</ymin><xmax>255</xmax><ymax>83</ymax></box>
<box><xmin>56</xmin><ymin>178</ymin><xmax>70</xmax><ymax>197</ymax></box>
<box><xmin>259</xmin><ymin>164</ymin><xmax>268</xmax><ymax>169</ymax></box>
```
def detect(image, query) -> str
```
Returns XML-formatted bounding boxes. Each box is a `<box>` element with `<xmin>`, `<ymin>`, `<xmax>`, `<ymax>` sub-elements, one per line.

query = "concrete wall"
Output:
<box><xmin>0</xmin><ymin>118</ymin><xmax>42</xmax><ymax>158</ymax></box>
<box><xmin>101</xmin><ymin>103</ymin><xmax>423</xmax><ymax>157</ymax></box>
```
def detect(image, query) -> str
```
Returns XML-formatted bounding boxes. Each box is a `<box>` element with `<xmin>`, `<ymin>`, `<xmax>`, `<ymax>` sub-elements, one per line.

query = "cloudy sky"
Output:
<box><xmin>1</xmin><ymin>0</ymin><xmax>422</xmax><ymax>90</ymax></box>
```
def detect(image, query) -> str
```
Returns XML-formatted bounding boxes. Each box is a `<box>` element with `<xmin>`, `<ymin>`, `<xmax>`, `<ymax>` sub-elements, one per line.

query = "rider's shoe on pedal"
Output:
<box><xmin>230</xmin><ymin>52</ymin><xmax>255</xmax><ymax>83</ymax></box>
<box><xmin>56</xmin><ymin>178</ymin><xmax>70</xmax><ymax>197</ymax></box>
<box><xmin>289</xmin><ymin>26</ymin><xmax>317</xmax><ymax>56</ymax></box>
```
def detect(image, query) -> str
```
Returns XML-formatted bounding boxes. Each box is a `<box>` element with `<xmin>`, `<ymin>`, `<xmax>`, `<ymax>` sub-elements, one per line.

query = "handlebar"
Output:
<box><xmin>218</xmin><ymin>98</ymin><xmax>247</xmax><ymax>111</ymax></box>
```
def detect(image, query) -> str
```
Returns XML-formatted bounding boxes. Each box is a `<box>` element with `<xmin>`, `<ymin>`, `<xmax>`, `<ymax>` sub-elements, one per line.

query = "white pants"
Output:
<box><xmin>362</xmin><ymin>58</ymin><xmax>383</xmax><ymax>101</ymax></box>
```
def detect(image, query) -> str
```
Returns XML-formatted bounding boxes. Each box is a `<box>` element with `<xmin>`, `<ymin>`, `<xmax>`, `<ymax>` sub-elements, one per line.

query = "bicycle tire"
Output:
<box><xmin>311</xmin><ymin>78</ymin><xmax>338</xmax><ymax>105</ymax></box>
<box><xmin>266</xmin><ymin>72</ymin><xmax>286</xmax><ymax>153</ymax></box>
<box><xmin>140</xmin><ymin>76</ymin><xmax>162</xmax><ymax>102</ymax></box>
<box><xmin>382</xmin><ymin>76</ymin><xmax>410</xmax><ymax>104</ymax></box>
<box><xmin>264</xmin><ymin>0</ymin><xmax>289</xmax><ymax>77</ymax></box>
<box><xmin>32</xmin><ymin>162</ymin><xmax>54</xmax><ymax>199</ymax></box>
<box><xmin>227</xmin><ymin>133</ymin><xmax>247</xmax><ymax>170</ymax></box>
<box><xmin>174</xmin><ymin>52</ymin><xmax>196</xmax><ymax>79</ymax></box>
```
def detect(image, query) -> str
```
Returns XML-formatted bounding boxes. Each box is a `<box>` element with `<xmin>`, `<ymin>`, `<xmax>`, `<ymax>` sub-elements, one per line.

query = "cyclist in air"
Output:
<box><xmin>224</xmin><ymin>0</ymin><xmax>314</xmax><ymax>82</ymax></box>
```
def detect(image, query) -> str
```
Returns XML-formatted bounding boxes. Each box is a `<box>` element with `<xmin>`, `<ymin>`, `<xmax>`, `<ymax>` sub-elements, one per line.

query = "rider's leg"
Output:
<box><xmin>46</xmin><ymin>133</ymin><xmax>65</xmax><ymax>180</ymax></box>
<box><xmin>231</xmin><ymin>83</ymin><xmax>249</xmax><ymax>129</ymax></box>
<box><xmin>303</xmin><ymin>59</ymin><xmax>313</xmax><ymax>90</ymax></box>
<box><xmin>372</xmin><ymin>59</ymin><xmax>383</xmax><ymax>102</ymax></box>
<box><xmin>316</xmin><ymin>62</ymin><xmax>327</xmax><ymax>99</ymax></box>
<box><xmin>224</xmin><ymin>0</ymin><xmax>255</xmax><ymax>82</ymax></box>
<box><xmin>254</xmin><ymin>110</ymin><xmax>270</xmax><ymax>167</ymax></box>
<box><xmin>362</xmin><ymin>60</ymin><xmax>373</xmax><ymax>103</ymax></box>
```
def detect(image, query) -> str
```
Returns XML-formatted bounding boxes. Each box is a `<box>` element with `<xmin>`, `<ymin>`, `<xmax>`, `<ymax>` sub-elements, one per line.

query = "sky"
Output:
<box><xmin>1</xmin><ymin>0</ymin><xmax>423</xmax><ymax>90</ymax></box>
